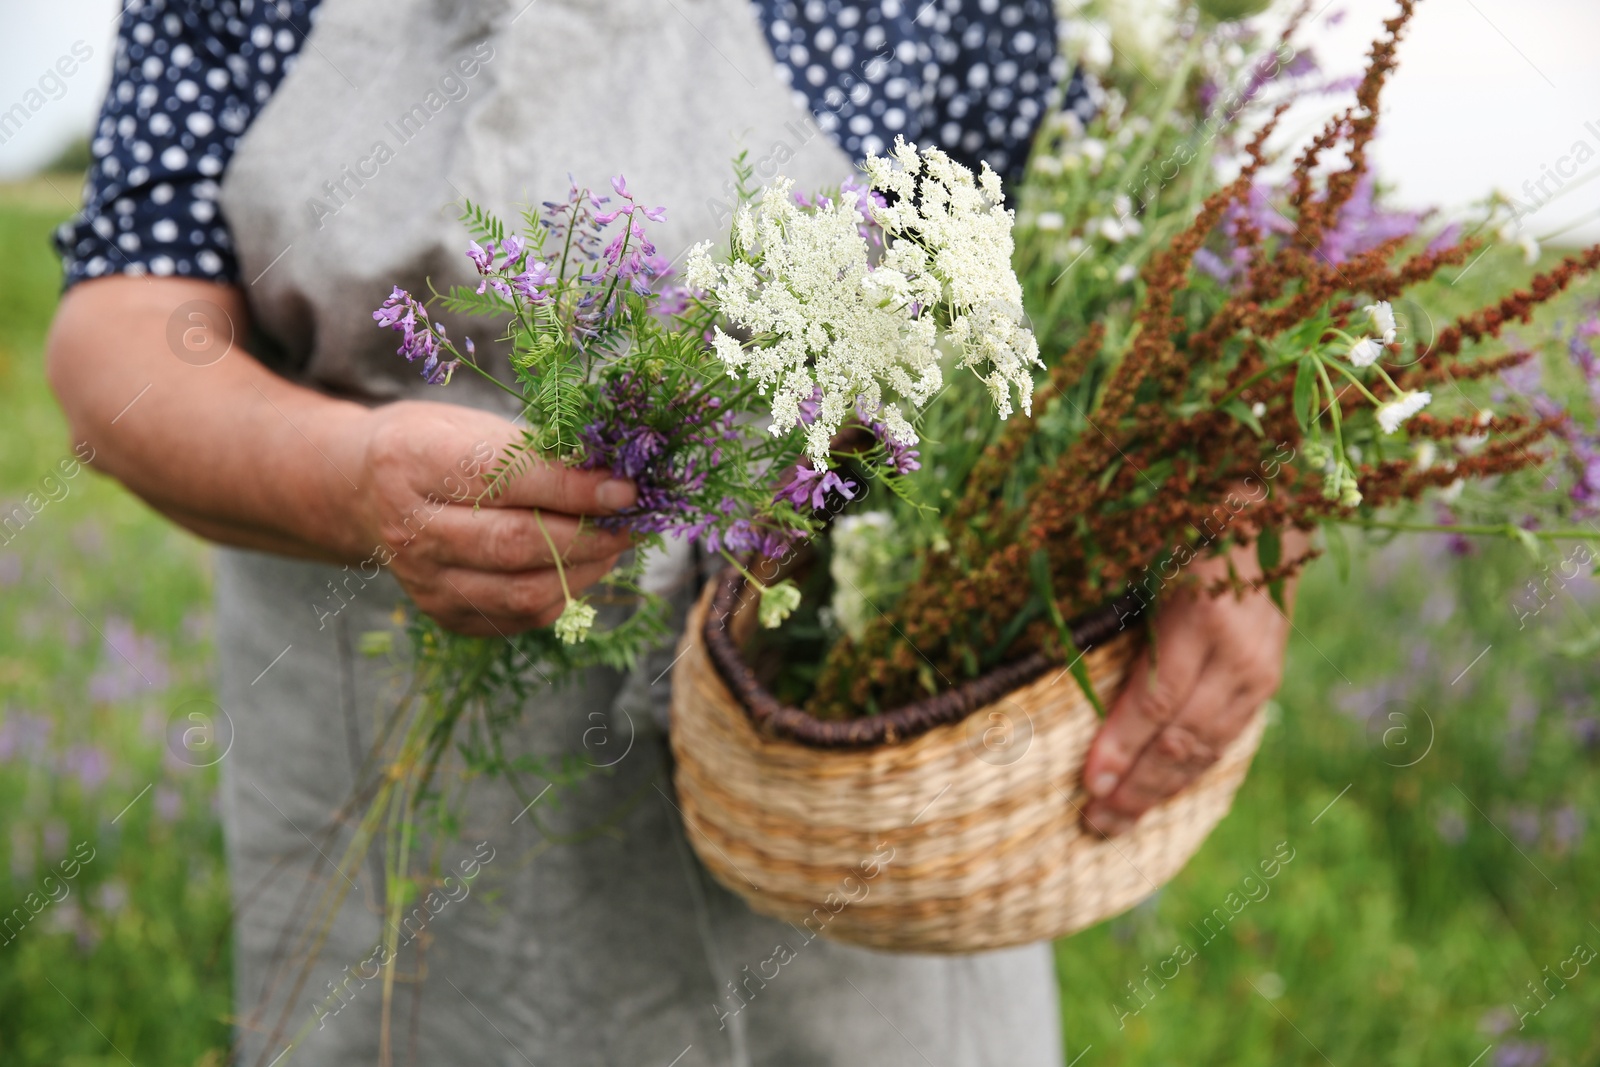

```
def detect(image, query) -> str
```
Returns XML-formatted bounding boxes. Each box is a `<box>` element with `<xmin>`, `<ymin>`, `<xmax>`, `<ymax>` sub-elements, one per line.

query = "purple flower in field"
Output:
<box><xmin>94</xmin><ymin>880</ymin><xmax>129</xmax><ymax>917</ymax></box>
<box><xmin>1569</xmin><ymin>715</ymin><xmax>1600</xmax><ymax>751</ymax></box>
<box><xmin>1434</xmin><ymin>807</ymin><xmax>1467</xmax><ymax>845</ymax></box>
<box><xmin>42</xmin><ymin>819</ymin><xmax>67</xmax><ymax>861</ymax></box>
<box><xmin>61</xmin><ymin>745</ymin><xmax>111</xmax><ymax>792</ymax></box>
<box><xmin>1503</xmin><ymin>804</ymin><xmax>1541</xmax><ymax>847</ymax></box>
<box><xmin>87</xmin><ymin>617</ymin><xmax>170</xmax><ymax>702</ymax></box>
<box><xmin>1551</xmin><ymin>805</ymin><xmax>1584</xmax><ymax>852</ymax></box>
<box><xmin>1495</xmin><ymin>1042</ymin><xmax>1547</xmax><ymax>1067</ymax></box>
<box><xmin>155</xmin><ymin>786</ymin><xmax>182</xmax><ymax>822</ymax></box>
<box><xmin>775</xmin><ymin>464</ymin><xmax>859</xmax><ymax>512</ymax></box>
<box><xmin>0</xmin><ymin>712</ymin><xmax>52</xmax><ymax>763</ymax></box>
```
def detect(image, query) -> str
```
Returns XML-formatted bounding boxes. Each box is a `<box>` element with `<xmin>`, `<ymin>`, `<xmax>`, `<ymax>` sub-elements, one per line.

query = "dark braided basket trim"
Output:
<box><xmin>700</xmin><ymin>566</ymin><xmax>1143</xmax><ymax>749</ymax></box>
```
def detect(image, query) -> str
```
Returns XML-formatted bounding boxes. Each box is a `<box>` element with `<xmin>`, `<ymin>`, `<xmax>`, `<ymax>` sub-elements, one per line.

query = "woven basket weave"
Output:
<box><xmin>669</xmin><ymin>570</ymin><xmax>1267</xmax><ymax>953</ymax></box>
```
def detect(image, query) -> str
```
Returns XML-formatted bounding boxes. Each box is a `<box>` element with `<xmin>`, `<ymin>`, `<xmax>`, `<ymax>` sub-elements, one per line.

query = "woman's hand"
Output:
<box><xmin>47</xmin><ymin>276</ymin><xmax>634</xmax><ymax>637</ymax></box>
<box><xmin>1078</xmin><ymin>530</ymin><xmax>1304</xmax><ymax>838</ymax></box>
<box><xmin>353</xmin><ymin>400</ymin><xmax>636</xmax><ymax>635</ymax></box>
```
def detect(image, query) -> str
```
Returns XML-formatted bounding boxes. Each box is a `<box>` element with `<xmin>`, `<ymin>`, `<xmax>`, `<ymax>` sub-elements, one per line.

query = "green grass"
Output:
<box><xmin>0</xmin><ymin>179</ymin><xmax>231</xmax><ymax>1067</ymax></box>
<box><xmin>1</xmin><ymin>179</ymin><xmax>1596</xmax><ymax>1067</ymax></box>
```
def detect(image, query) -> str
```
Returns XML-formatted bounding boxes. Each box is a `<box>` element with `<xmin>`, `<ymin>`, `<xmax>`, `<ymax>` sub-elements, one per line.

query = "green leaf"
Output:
<box><xmin>1223</xmin><ymin>398</ymin><xmax>1265</xmax><ymax>438</ymax></box>
<box><xmin>1256</xmin><ymin>525</ymin><xmax>1285</xmax><ymax>610</ymax></box>
<box><xmin>1292</xmin><ymin>356</ymin><xmax>1318</xmax><ymax>432</ymax></box>
<box><xmin>1029</xmin><ymin>549</ymin><xmax>1107</xmax><ymax>718</ymax></box>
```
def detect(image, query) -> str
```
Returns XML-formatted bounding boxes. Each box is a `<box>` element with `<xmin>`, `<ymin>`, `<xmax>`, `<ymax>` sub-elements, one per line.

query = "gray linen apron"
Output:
<box><xmin>215</xmin><ymin>2</ymin><xmax>1063</xmax><ymax>1064</ymax></box>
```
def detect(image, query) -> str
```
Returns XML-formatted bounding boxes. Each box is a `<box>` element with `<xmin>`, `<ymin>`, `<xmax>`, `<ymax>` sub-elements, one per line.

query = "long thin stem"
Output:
<box><xmin>1332</xmin><ymin>518</ymin><xmax>1598</xmax><ymax>541</ymax></box>
<box><xmin>533</xmin><ymin>509</ymin><xmax>573</xmax><ymax>601</ymax></box>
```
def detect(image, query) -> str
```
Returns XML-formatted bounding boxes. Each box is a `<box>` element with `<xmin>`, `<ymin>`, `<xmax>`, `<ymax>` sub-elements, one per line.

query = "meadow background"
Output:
<box><xmin>1</xmin><ymin>160</ymin><xmax>1597</xmax><ymax>1065</ymax></box>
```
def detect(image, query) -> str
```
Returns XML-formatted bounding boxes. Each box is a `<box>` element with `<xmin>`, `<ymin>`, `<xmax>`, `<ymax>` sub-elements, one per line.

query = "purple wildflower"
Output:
<box><xmin>61</xmin><ymin>745</ymin><xmax>111</xmax><ymax>792</ymax></box>
<box><xmin>577</xmin><ymin>371</ymin><xmax>786</xmax><ymax>554</ymax></box>
<box><xmin>775</xmin><ymin>464</ymin><xmax>859</xmax><ymax>512</ymax></box>
<box><xmin>1495</xmin><ymin>1042</ymin><xmax>1547</xmax><ymax>1067</ymax></box>
<box><xmin>88</xmin><ymin>617</ymin><xmax>170</xmax><ymax>702</ymax></box>
<box><xmin>373</xmin><ymin>287</ymin><xmax>439</xmax><ymax>363</ymax></box>
<box><xmin>0</xmin><ymin>712</ymin><xmax>52</xmax><ymax>763</ymax></box>
<box><xmin>466</xmin><ymin>240</ymin><xmax>495</xmax><ymax>274</ymax></box>
<box><xmin>155</xmin><ymin>786</ymin><xmax>183</xmax><ymax>822</ymax></box>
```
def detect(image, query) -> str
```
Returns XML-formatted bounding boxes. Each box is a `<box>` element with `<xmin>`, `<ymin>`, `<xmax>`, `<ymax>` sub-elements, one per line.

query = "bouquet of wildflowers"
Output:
<box><xmin>259</xmin><ymin>144</ymin><xmax>1040</xmax><ymax>1058</ymax></box>
<box><xmin>791</xmin><ymin>0</ymin><xmax>1600</xmax><ymax>718</ymax></box>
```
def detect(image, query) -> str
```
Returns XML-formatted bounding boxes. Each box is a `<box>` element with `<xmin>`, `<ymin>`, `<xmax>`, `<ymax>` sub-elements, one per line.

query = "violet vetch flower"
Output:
<box><xmin>373</xmin><ymin>287</ymin><xmax>439</xmax><ymax>364</ymax></box>
<box><xmin>775</xmin><ymin>463</ymin><xmax>859</xmax><ymax>512</ymax></box>
<box><xmin>577</xmin><ymin>371</ymin><xmax>793</xmax><ymax>555</ymax></box>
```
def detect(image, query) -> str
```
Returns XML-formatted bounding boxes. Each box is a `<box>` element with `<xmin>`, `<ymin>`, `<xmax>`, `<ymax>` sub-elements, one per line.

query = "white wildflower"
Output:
<box><xmin>696</xmin><ymin>140</ymin><xmax>1039</xmax><ymax>466</ymax></box>
<box><xmin>553</xmin><ymin>599</ymin><xmax>597</xmax><ymax>645</ymax></box>
<box><xmin>757</xmin><ymin>580</ymin><xmax>803</xmax><ymax>629</ymax></box>
<box><xmin>1348</xmin><ymin>337</ymin><xmax>1383</xmax><ymax>368</ymax></box>
<box><xmin>1098</xmin><ymin>217</ymin><xmax>1127</xmax><ymax>243</ymax></box>
<box><xmin>1439</xmin><ymin>478</ymin><xmax>1465</xmax><ymax>503</ymax></box>
<box><xmin>1518</xmin><ymin>234</ymin><xmax>1540</xmax><ymax>265</ymax></box>
<box><xmin>684</xmin><ymin>240</ymin><xmax>718</xmax><ymax>292</ymax></box>
<box><xmin>1376</xmin><ymin>390</ymin><xmax>1432</xmax><ymax>434</ymax></box>
<box><xmin>1364</xmin><ymin>301</ymin><xmax>1398</xmax><ymax>344</ymax></box>
<box><xmin>1036</xmin><ymin>211</ymin><xmax>1065</xmax><ymax>231</ymax></box>
<box><xmin>1115</xmin><ymin>263</ymin><xmax>1138</xmax><ymax>285</ymax></box>
<box><xmin>828</xmin><ymin>512</ymin><xmax>897</xmax><ymax>641</ymax></box>
<box><xmin>1414</xmin><ymin>441</ymin><xmax>1438</xmax><ymax>471</ymax></box>
<box><xmin>1250</xmin><ymin>401</ymin><xmax>1267</xmax><ymax>418</ymax></box>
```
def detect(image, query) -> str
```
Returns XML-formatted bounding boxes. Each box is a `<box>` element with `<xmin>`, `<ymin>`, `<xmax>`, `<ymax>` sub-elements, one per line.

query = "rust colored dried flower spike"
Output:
<box><xmin>805</xmin><ymin>0</ymin><xmax>1598</xmax><ymax>718</ymax></box>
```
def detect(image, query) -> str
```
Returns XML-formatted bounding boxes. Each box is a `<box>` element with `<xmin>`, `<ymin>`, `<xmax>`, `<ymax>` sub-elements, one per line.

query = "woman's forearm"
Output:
<box><xmin>46</xmin><ymin>275</ymin><xmax>373</xmax><ymax>564</ymax></box>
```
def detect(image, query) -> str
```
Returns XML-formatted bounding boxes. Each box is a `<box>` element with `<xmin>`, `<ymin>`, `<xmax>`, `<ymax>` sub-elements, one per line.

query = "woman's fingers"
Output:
<box><xmin>415</xmin><ymin>505</ymin><xmax>632</xmax><ymax>572</ymax></box>
<box><xmin>1081</xmin><ymin>670</ymin><xmax>1254</xmax><ymax>837</ymax></box>
<box><xmin>416</xmin><ymin>558</ymin><xmax>620</xmax><ymax>635</ymax></box>
<box><xmin>483</xmin><ymin>454</ymin><xmax>637</xmax><ymax>516</ymax></box>
<box><xmin>1080</xmin><ymin>604</ymin><xmax>1209</xmax><ymax>802</ymax></box>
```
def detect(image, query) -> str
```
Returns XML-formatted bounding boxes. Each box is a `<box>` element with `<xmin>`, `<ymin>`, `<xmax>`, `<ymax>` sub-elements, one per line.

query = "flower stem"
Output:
<box><xmin>719</xmin><ymin>548</ymin><xmax>768</xmax><ymax>591</ymax></box>
<box><xmin>1330</xmin><ymin>518</ymin><xmax>1597</xmax><ymax>541</ymax></box>
<box><xmin>533</xmin><ymin>509</ymin><xmax>573</xmax><ymax>601</ymax></box>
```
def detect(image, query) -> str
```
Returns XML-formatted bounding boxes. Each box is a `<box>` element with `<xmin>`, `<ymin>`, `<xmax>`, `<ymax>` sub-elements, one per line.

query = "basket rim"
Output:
<box><xmin>700</xmin><ymin>566</ymin><xmax>1144</xmax><ymax>749</ymax></box>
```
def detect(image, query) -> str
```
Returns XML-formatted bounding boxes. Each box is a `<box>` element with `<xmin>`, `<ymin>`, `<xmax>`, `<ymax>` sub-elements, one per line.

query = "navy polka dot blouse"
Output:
<box><xmin>56</xmin><ymin>0</ymin><xmax>1088</xmax><ymax>289</ymax></box>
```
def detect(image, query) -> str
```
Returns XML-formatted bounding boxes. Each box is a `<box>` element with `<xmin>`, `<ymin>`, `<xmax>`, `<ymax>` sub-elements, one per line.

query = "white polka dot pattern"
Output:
<box><xmin>54</xmin><ymin>0</ymin><xmax>317</xmax><ymax>287</ymax></box>
<box><xmin>56</xmin><ymin>0</ymin><xmax>1091</xmax><ymax>289</ymax></box>
<box><xmin>752</xmin><ymin>0</ymin><xmax>1089</xmax><ymax>186</ymax></box>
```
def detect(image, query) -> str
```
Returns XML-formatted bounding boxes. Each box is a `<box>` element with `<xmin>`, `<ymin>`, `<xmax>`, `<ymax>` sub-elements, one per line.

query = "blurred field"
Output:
<box><xmin>1</xmin><ymin>178</ymin><xmax>1597</xmax><ymax>1067</ymax></box>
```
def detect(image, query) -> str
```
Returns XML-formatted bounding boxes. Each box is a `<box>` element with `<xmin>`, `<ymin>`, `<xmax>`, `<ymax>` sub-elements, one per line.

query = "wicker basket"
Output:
<box><xmin>669</xmin><ymin>569</ymin><xmax>1267</xmax><ymax>953</ymax></box>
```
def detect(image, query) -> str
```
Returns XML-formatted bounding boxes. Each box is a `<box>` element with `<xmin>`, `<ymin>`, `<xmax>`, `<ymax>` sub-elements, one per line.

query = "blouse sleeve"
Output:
<box><xmin>53</xmin><ymin>0</ymin><xmax>320</xmax><ymax>290</ymax></box>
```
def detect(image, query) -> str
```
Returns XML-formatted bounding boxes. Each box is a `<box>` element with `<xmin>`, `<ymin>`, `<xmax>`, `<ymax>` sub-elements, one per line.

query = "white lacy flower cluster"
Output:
<box><xmin>685</xmin><ymin>139</ymin><xmax>1040</xmax><ymax>466</ymax></box>
<box><xmin>863</xmin><ymin>138</ymin><xmax>1042</xmax><ymax>427</ymax></box>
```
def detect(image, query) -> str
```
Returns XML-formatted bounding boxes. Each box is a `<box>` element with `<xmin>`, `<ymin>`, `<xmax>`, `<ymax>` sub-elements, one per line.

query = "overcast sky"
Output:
<box><xmin>1</xmin><ymin>0</ymin><xmax>1596</xmax><ymax>244</ymax></box>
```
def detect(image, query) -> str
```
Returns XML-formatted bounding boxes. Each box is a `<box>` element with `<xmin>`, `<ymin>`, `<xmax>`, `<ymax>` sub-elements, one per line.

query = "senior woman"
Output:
<box><xmin>46</xmin><ymin>1</ymin><xmax>1291</xmax><ymax>1064</ymax></box>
